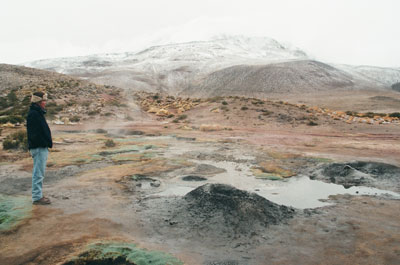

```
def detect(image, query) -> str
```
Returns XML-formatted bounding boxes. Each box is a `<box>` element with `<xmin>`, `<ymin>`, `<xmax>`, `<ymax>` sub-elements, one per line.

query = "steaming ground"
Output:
<box><xmin>0</xmin><ymin>94</ymin><xmax>400</xmax><ymax>265</ymax></box>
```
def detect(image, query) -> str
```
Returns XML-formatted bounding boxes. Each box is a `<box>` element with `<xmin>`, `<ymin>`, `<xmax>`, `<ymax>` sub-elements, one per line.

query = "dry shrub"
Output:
<box><xmin>199</xmin><ymin>124</ymin><xmax>232</xmax><ymax>131</ymax></box>
<box><xmin>3</xmin><ymin>130</ymin><xmax>28</xmax><ymax>150</ymax></box>
<box><xmin>104</xmin><ymin>139</ymin><xmax>116</xmax><ymax>147</ymax></box>
<box><xmin>258</xmin><ymin>161</ymin><xmax>295</xmax><ymax>178</ymax></box>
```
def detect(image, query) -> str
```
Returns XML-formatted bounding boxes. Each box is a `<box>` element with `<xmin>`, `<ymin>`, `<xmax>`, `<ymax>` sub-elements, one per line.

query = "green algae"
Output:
<box><xmin>142</xmin><ymin>152</ymin><xmax>157</xmax><ymax>158</ymax></box>
<box><xmin>0</xmin><ymin>194</ymin><xmax>32</xmax><ymax>231</ymax></box>
<box><xmin>254</xmin><ymin>172</ymin><xmax>283</xmax><ymax>180</ymax></box>
<box><xmin>308</xmin><ymin>157</ymin><xmax>333</xmax><ymax>163</ymax></box>
<box><xmin>130</xmin><ymin>174</ymin><xmax>148</xmax><ymax>181</ymax></box>
<box><xmin>251</xmin><ymin>167</ymin><xmax>289</xmax><ymax>180</ymax></box>
<box><xmin>64</xmin><ymin>242</ymin><xmax>183</xmax><ymax>265</ymax></box>
<box><xmin>98</xmin><ymin>144</ymin><xmax>160</xmax><ymax>157</ymax></box>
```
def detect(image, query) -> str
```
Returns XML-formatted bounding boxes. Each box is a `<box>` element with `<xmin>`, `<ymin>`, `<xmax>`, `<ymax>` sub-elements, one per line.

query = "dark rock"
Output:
<box><xmin>176</xmin><ymin>136</ymin><xmax>196</xmax><ymax>141</ymax></box>
<box><xmin>182</xmin><ymin>175</ymin><xmax>207</xmax><ymax>181</ymax></box>
<box><xmin>118</xmin><ymin>130</ymin><xmax>145</xmax><ymax>135</ymax></box>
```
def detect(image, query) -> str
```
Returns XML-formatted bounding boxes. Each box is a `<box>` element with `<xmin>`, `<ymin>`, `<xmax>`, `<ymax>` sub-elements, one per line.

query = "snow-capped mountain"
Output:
<box><xmin>25</xmin><ymin>36</ymin><xmax>308</xmax><ymax>73</ymax></box>
<box><xmin>24</xmin><ymin>36</ymin><xmax>308</xmax><ymax>94</ymax></box>
<box><xmin>23</xmin><ymin>35</ymin><xmax>400</xmax><ymax>96</ymax></box>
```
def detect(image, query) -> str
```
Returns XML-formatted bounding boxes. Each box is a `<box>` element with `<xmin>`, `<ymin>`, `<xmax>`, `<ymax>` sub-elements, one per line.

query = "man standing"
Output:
<box><xmin>27</xmin><ymin>91</ymin><xmax>53</xmax><ymax>205</ymax></box>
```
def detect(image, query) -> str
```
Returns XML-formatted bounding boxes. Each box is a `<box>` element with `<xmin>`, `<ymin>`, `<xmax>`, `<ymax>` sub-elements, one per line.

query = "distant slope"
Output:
<box><xmin>181</xmin><ymin>60</ymin><xmax>376</xmax><ymax>98</ymax></box>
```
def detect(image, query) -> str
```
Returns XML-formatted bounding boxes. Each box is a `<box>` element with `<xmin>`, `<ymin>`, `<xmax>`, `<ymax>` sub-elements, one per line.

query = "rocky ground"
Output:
<box><xmin>0</xmin><ymin>93</ymin><xmax>399</xmax><ymax>265</ymax></box>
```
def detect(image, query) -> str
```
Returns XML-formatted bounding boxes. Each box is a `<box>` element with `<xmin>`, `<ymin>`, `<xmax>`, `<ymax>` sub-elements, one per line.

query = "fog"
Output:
<box><xmin>1</xmin><ymin>0</ymin><xmax>399</xmax><ymax>67</ymax></box>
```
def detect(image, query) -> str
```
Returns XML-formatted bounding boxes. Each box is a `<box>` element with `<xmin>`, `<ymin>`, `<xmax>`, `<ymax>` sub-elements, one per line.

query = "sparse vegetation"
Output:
<box><xmin>82</xmin><ymin>101</ymin><xmax>91</xmax><ymax>107</ymax></box>
<box><xmin>106</xmin><ymin>100</ymin><xmax>122</xmax><ymax>107</ymax></box>
<box><xmin>0</xmin><ymin>115</ymin><xmax>25</xmax><ymax>124</ymax></box>
<box><xmin>0</xmin><ymin>90</ymin><xmax>30</xmax><ymax>124</ymax></box>
<box><xmin>3</xmin><ymin>130</ymin><xmax>28</xmax><ymax>150</ymax></box>
<box><xmin>364</xmin><ymin>112</ymin><xmax>386</xmax><ymax>118</ymax></box>
<box><xmin>221</xmin><ymin>106</ymin><xmax>229</xmax><ymax>111</ymax></box>
<box><xmin>241</xmin><ymin>106</ymin><xmax>248</xmax><ymax>111</ymax></box>
<box><xmin>95</xmin><ymin>129</ymin><xmax>107</xmax><ymax>134</ymax></box>
<box><xmin>307</xmin><ymin>120</ymin><xmax>318</xmax><ymax>126</ymax></box>
<box><xmin>104</xmin><ymin>139</ymin><xmax>116</xmax><ymax>147</ymax></box>
<box><xmin>259</xmin><ymin>109</ymin><xmax>273</xmax><ymax>116</ymax></box>
<box><xmin>46</xmin><ymin>102</ymin><xmax>64</xmax><ymax>117</ymax></box>
<box><xmin>88</xmin><ymin>110</ymin><xmax>100</xmax><ymax>116</ymax></box>
<box><xmin>252</xmin><ymin>100</ymin><xmax>264</xmax><ymax>105</ymax></box>
<box><xmin>221</xmin><ymin>101</ymin><xmax>228</xmax><ymax>105</ymax></box>
<box><xmin>66</xmin><ymin>100</ymin><xmax>77</xmax><ymax>106</ymax></box>
<box><xmin>172</xmin><ymin>114</ymin><xmax>187</xmax><ymax>123</ymax></box>
<box><xmin>70</xmin><ymin>115</ymin><xmax>81</xmax><ymax>122</ymax></box>
<box><xmin>389</xmin><ymin>112</ymin><xmax>400</xmax><ymax>118</ymax></box>
<box><xmin>209</xmin><ymin>96</ymin><xmax>223</xmax><ymax>103</ymax></box>
<box><xmin>346</xmin><ymin>111</ymin><xmax>358</xmax><ymax>116</ymax></box>
<box><xmin>391</xmin><ymin>82</ymin><xmax>400</xmax><ymax>92</ymax></box>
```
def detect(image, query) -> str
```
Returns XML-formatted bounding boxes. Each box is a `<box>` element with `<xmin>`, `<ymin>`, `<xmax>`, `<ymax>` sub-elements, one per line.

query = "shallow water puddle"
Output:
<box><xmin>143</xmin><ymin>137</ymin><xmax>400</xmax><ymax>209</ymax></box>
<box><xmin>153</xmin><ymin>159</ymin><xmax>400</xmax><ymax>209</ymax></box>
<box><xmin>255</xmin><ymin>175</ymin><xmax>400</xmax><ymax>208</ymax></box>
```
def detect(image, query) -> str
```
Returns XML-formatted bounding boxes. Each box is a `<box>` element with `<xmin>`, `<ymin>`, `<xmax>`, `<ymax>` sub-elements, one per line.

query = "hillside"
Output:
<box><xmin>181</xmin><ymin>60</ymin><xmax>371</xmax><ymax>98</ymax></box>
<box><xmin>0</xmin><ymin>64</ymin><xmax>123</xmax><ymax>125</ymax></box>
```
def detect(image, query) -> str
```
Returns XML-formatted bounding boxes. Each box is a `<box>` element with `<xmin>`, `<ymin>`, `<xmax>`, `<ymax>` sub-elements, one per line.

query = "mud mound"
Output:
<box><xmin>310</xmin><ymin>161</ymin><xmax>400</xmax><ymax>191</ymax></box>
<box><xmin>175</xmin><ymin>184</ymin><xmax>295</xmax><ymax>236</ymax></box>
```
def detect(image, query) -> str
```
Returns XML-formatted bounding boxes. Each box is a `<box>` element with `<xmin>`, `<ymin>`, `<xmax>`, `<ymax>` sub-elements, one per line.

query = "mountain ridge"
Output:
<box><xmin>22</xmin><ymin>35</ymin><xmax>400</xmax><ymax>96</ymax></box>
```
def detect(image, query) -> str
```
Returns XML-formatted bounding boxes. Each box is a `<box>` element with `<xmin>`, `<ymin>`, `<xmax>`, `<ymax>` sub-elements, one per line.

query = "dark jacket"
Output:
<box><xmin>27</xmin><ymin>103</ymin><xmax>53</xmax><ymax>149</ymax></box>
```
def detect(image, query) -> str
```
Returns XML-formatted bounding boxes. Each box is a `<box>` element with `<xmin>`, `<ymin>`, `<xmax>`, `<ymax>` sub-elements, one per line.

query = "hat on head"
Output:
<box><xmin>31</xmin><ymin>91</ymin><xmax>48</xmax><ymax>103</ymax></box>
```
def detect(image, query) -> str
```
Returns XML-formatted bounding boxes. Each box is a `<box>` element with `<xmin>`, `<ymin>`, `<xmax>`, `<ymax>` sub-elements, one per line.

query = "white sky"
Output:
<box><xmin>0</xmin><ymin>0</ymin><xmax>399</xmax><ymax>67</ymax></box>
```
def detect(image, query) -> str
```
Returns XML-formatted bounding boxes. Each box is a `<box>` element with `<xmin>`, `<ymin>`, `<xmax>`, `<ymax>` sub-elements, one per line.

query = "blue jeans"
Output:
<box><xmin>30</xmin><ymin>148</ymin><xmax>48</xmax><ymax>202</ymax></box>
